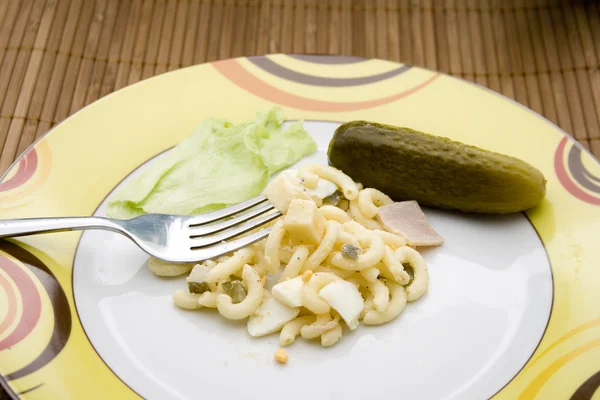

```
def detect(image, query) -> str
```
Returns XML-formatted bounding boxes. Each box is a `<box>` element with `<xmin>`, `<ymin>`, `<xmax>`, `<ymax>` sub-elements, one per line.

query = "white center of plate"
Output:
<box><xmin>73</xmin><ymin>121</ymin><xmax>553</xmax><ymax>400</ymax></box>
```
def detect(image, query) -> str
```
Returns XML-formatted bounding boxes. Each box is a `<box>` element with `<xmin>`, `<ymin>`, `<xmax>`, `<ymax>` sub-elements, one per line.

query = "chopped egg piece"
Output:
<box><xmin>272</xmin><ymin>276</ymin><xmax>304</xmax><ymax>307</ymax></box>
<box><xmin>263</xmin><ymin>171</ymin><xmax>312</xmax><ymax>213</ymax></box>
<box><xmin>247</xmin><ymin>295</ymin><xmax>300</xmax><ymax>337</ymax></box>
<box><xmin>311</xmin><ymin>178</ymin><xmax>338</xmax><ymax>200</ymax></box>
<box><xmin>319</xmin><ymin>280</ymin><xmax>364</xmax><ymax>330</ymax></box>
<box><xmin>377</xmin><ymin>201</ymin><xmax>444</xmax><ymax>247</ymax></box>
<box><xmin>283</xmin><ymin>199</ymin><xmax>327</xmax><ymax>245</ymax></box>
<box><xmin>264</xmin><ymin>170</ymin><xmax>338</xmax><ymax>213</ymax></box>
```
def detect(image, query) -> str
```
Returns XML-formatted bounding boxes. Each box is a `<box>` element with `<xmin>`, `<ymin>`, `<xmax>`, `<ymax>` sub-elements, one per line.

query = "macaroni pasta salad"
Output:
<box><xmin>153</xmin><ymin>164</ymin><xmax>432</xmax><ymax>349</ymax></box>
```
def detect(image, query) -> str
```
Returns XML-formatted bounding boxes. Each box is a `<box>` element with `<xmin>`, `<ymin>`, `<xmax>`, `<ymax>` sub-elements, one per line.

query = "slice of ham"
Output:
<box><xmin>376</xmin><ymin>201</ymin><xmax>444</xmax><ymax>247</ymax></box>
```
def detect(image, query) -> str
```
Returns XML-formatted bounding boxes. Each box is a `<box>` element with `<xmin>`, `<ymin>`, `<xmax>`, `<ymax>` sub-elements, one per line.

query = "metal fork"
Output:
<box><xmin>0</xmin><ymin>195</ymin><xmax>280</xmax><ymax>263</ymax></box>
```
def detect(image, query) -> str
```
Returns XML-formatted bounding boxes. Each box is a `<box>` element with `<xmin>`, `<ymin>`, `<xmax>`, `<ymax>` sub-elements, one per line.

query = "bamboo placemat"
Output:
<box><xmin>0</xmin><ymin>0</ymin><xmax>599</xmax><ymax>177</ymax></box>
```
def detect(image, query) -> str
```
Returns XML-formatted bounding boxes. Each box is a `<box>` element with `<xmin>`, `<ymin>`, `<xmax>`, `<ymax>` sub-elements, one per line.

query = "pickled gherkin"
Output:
<box><xmin>188</xmin><ymin>282</ymin><xmax>209</xmax><ymax>294</ymax></box>
<box><xmin>222</xmin><ymin>280</ymin><xmax>247</xmax><ymax>304</ymax></box>
<box><xmin>328</xmin><ymin>121</ymin><xmax>546</xmax><ymax>213</ymax></box>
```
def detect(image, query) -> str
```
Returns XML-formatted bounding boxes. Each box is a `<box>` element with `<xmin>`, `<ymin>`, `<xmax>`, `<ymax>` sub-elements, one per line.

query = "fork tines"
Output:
<box><xmin>187</xmin><ymin>196</ymin><xmax>281</xmax><ymax>250</ymax></box>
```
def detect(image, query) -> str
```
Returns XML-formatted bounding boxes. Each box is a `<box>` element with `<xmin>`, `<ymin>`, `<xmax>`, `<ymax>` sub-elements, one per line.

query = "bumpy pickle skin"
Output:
<box><xmin>328</xmin><ymin>121</ymin><xmax>546</xmax><ymax>214</ymax></box>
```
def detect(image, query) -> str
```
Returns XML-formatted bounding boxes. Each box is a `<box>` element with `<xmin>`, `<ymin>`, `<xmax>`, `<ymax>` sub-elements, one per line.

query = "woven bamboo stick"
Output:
<box><xmin>82</xmin><ymin>0</ymin><xmax>121</xmax><ymax>106</ymax></box>
<box><xmin>219</xmin><ymin>0</ymin><xmax>236</xmax><ymax>59</ymax></box>
<box><xmin>512</xmin><ymin>0</ymin><xmax>543</xmax><ymax>115</ymax></box>
<box><xmin>293</xmin><ymin>0</ymin><xmax>306</xmax><ymax>53</ymax></box>
<box><xmin>351</xmin><ymin>0</ymin><xmax>365</xmax><ymax>57</ymax></box>
<box><xmin>0</xmin><ymin>2</ymin><xmax>10</xmax><ymax>33</ymax></box>
<box><xmin>230</xmin><ymin>0</ymin><xmax>248</xmax><ymax>58</ymax></box>
<box><xmin>561</xmin><ymin>1</ymin><xmax>599</xmax><ymax>143</ymax></box>
<box><xmin>280</xmin><ymin>0</ymin><xmax>293</xmax><ymax>53</ymax></box>
<box><xmin>502</xmin><ymin>4</ymin><xmax>528</xmax><ymax>106</ymax></box>
<box><xmin>244</xmin><ymin>0</ymin><xmax>259</xmax><ymax>55</ymax></box>
<box><xmin>231</xmin><ymin>0</ymin><xmax>249</xmax><ymax>57</ymax></box>
<box><xmin>537</xmin><ymin>0</ymin><xmax>571</xmax><ymax>131</ymax></box>
<box><xmin>478</xmin><ymin>0</ymin><xmax>500</xmax><ymax>92</ymax></box>
<box><xmin>445</xmin><ymin>0</ymin><xmax>459</xmax><ymax>74</ymax></box>
<box><xmin>445</xmin><ymin>0</ymin><xmax>464</xmax><ymax>79</ymax></box>
<box><xmin>15</xmin><ymin>0</ymin><xmax>60</xmax><ymax>120</ymax></box>
<box><xmin>99</xmin><ymin>0</ymin><xmax>132</xmax><ymax>96</ymax></box>
<box><xmin>363</xmin><ymin>0</ymin><xmax>376</xmax><ymax>58</ymax></box>
<box><xmin>207</xmin><ymin>0</ymin><xmax>225</xmax><ymax>62</ymax></box>
<box><xmin>192</xmin><ymin>0</ymin><xmax>212</xmax><ymax>64</ymax></box>
<box><xmin>17</xmin><ymin>0</ymin><xmax>72</xmax><ymax>156</ymax></box>
<box><xmin>128</xmin><ymin>0</ymin><xmax>154</xmax><ymax>84</ymax></box>
<box><xmin>421</xmin><ymin>0</ymin><xmax>437</xmax><ymax>70</ymax></box>
<box><xmin>140</xmin><ymin>0</ymin><xmax>165</xmax><ymax>79</ymax></box>
<box><xmin>433</xmin><ymin>0</ymin><xmax>449</xmax><ymax>73</ymax></box>
<box><xmin>305</xmin><ymin>0</ymin><xmax>318</xmax><ymax>53</ymax></box>
<box><xmin>410</xmin><ymin>0</ymin><xmax>425</xmax><ymax>66</ymax></box>
<box><xmin>492</xmin><ymin>0</ymin><xmax>516</xmax><ymax>99</ymax></box>
<box><xmin>0</xmin><ymin>0</ymin><xmax>36</xmax><ymax>117</ymax></box>
<box><xmin>524</xmin><ymin>0</ymin><xmax>557</xmax><ymax>124</ymax></box>
<box><xmin>68</xmin><ymin>0</ymin><xmax>108</xmax><ymax>115</ymax></box>
<box><xmin>467</xmin><ymin>0</ymin><xmax>487</xmax><ymax>87</ymax></box>
<box><xmin>398</xmin><ymin>0</ymin><xmax>411</xmax><ymax>63</ymax></box>
<box><xmin>537</xmin><ymin>0</ymin><xmax>575</xmax><ymax>142</ymax></box>
<box><xmin>548</xmin><ymin>2</ymin><xmax>587</xmax><ymax>144</ymax></box>
<box><xmin>180</xmin><ymin>0</ymin><xmax>199</xmax><ymax>67</ymax></box>
<box><xmin>340</xmin><ymin>0</ymin><xmax>352</xmax><ymax>55</ymax></box>
<box><xmin>255</xmin><ymin>0</ymin><xmax>271</xmax><ymax>54</ymax></box>
<box><xmin>592</xmin><ymin>139</ymin><xmax>600</xmax><ymax>156</ymax></box>
<box><xmin>113</xmin><ymin>0</ymin><xmax>141</xmax><ymax>90</ymax></box>
<box><xmin>576</xmin><ymin>2</ymin><xmax>600</xmax><ymax>133</ymax></box>
<box><xmin>153</xmin><ymin>0</ymin><xmax>178</xmax><ymax>75</ymax></box>
<box><xmin>0</xmin><ymin>0</ymin><xmax>46</xmax><ymax>173</ymax></box>
<box><xmin>371</xmin><ymin>0</ymin><xmax>383</xmax><ymax>59</ymax></box>
<box><xmin>0</xmin><ymin>1</ymin><xmax>22</xmax><ymax>69</ymax></box>
<box><xmin>277</xmin><ymin>0</ymin><xmax>288</xmax><ymax>54</ymax></box>
<box><xmin>316</xmin><ymin>0</ymin><xmax>328</xmax><ymax>53</ymax></box>
<box><xmin>459</xmin><ymin>1</ymin><xmax>476</xmax><ymax>81</ymax></box>
<box><xmin>0</xmin><ymin>0</ymin><xmax>54</xmax><ymax>173</ymax></box>
<box><xmin>36</xmin><ymin>0</ymin><xmax>82</xmax><ymax>140</ymax></box>
<box><xmin>588</xmin><ymin>1</ymin><xmax>600</xmax><ymax>63</ymax></box>
<box><xmin>52</xmin><ymin>0</ymin><xmax>94</xmax><ymax>124</ymax></box>
<box><xmin>327</xmin><ymin>0</ymin><xmax>340</xmax><ymax>54</ymax></box>
<box><xmin>166</xmin><ymin>0</ymin><xmax>187</xmax><ymax>70</ymax></box>
<box><xmin>384</xmin><ymin>0</ymin><xmax>399</xmax><ymax>62</ymax></box>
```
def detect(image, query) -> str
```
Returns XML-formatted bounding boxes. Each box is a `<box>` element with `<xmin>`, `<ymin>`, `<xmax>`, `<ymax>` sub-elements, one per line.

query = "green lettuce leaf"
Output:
<box><xmin>106</xmin><ymin>107</ymin><xmax>317</xmax><ymax>219</ymax></box>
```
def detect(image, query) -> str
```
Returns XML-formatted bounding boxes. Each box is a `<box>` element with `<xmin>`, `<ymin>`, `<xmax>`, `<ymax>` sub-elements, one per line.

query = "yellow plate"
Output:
<box><xmin>1</xmin><ymin>55</ymin><xmax>599</xmax><ymax>400</ymax></box>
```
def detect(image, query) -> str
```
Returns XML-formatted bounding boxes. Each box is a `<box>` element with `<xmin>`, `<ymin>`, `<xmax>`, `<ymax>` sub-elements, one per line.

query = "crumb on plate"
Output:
<box><xmin>274</xmin><ymin>348</ymin><xmax>288</xmax><ymax>364</ymax></box>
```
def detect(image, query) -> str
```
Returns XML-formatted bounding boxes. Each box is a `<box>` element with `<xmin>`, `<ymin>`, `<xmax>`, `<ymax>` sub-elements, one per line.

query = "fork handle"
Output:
<box><xmin>0</xmin><ymin>217</ymin><xmax>122</xmax><ymax>239</ymax></box>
